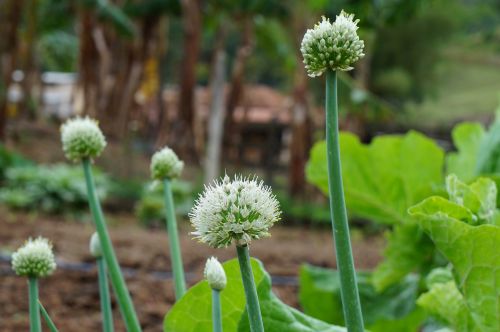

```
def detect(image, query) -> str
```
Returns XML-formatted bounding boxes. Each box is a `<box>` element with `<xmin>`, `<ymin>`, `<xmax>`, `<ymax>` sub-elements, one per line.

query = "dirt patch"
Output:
<box><xmin>0</xmin><ymin>212</ymin><xmax>383</xmax><ymax>331</ymax></box>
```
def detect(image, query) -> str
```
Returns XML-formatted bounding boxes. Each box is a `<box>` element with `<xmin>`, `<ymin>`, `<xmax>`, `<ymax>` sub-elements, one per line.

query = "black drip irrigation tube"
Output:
<box><xmin>0</xmin><ymin>254</ymin><xmax>298</xmax><ymax>286</ymax></box>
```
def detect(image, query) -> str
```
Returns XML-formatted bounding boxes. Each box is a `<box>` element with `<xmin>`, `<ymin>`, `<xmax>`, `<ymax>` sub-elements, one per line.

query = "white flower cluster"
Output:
<box><xmin>11</xmin><ymin>237</ymin><xmax>56</xmax><ymax>278</ymax></box>
<box><xmin>150</xmin><ymin>147</ymin><xmax>184</xmax><ymax>180</ymax></box>
<box><xmin>204</xmin><ymin>257</ymin><xmax>227</xmax><ymax>291</ymax></box>
<box><xmin>190</xmin><ymin>175</ymin><xmax>281</xmax><ymax>248</ymax></box>
<box><xmin>60</xmin><ymin>117</ymin><xmax>107</xmax><ymax>161</ymax></box>
<box><xmin>301</xmin><ymin>11</ymin><xmax>365</xmax><ymax>76</ymax></box>
<box><xmin>89</xmin><ymin>233</ymin><xmax>102</xmax><ymax>258</ymax></box>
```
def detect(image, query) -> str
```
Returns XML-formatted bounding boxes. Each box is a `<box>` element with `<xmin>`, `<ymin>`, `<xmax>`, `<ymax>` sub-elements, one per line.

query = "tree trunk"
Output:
<box><xmin>0</xmin><ymin>0</ymin><xmax>23</xmax><ymax>140</ymax></box>
<box><xmin>76</xmin><ymin>6</ymin><xmax>99</xmax><ymax>117</ymax></box>
<box><xmin>204</xmin><ymin>26</ymin><xmax>227</xmax><ymax>184</ymax></box>
<box><xmin>224</xmin><ymin>18</ymin><xmax>254</xmax><ymax>148</ymax></box>
<box><xmin>171</xmin><ymin>0</ymin><xmax>201</xmax><ymax>161</ymax></box>
<box><xmin>289</xmin><ymin>63</ymin><xmax>310</xmax><ymax>197</ymax></box>
<box><xmin>19</xmin><ymin>0</ymin><xmax>39</xmax><ymax>120</ymax></box>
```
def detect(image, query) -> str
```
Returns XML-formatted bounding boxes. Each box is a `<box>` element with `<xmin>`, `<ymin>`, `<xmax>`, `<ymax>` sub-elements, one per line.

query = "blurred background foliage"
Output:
<box><xmin>0</xmin><ymin>0</ymin><xmax>499</xmax><ymax>221</ymax></box>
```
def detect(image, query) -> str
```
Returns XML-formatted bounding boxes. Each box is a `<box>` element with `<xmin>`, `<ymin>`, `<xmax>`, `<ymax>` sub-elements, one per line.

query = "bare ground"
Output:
<box><xmin>0</xmin><ymin>211</ymin><xmax>383</xmax><ymax>331</ymax></box>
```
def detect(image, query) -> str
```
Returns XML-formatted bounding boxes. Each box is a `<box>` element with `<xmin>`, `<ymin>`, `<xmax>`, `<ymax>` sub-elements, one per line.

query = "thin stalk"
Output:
<box><xmin>82</xmin><ymin>158</ymin><xmax>142</xmax><ymax>332</ymax></box>
<box><xmin>236</xmin><ymin>245</ymin><xmax>264</xmax><ymax>332</ymax></box>
<box><xmin>162</xmin><ymin>178</ymin><xmax>187</xmax><ymax>299</ymax></box>
<box><xmin>39</xmin><ymin>301</ymin><xmax>59</xmax><ymax>332</ymax></box>
<box><xmin>97</xmin><ymin>258</ymin><xmax>114</xmax><ymax>332</ymax></box>
<box><xmin>28</xmin><ymin>277</ymin><xmax>41</xmax><ymax>332</ymax></box>
<box><xmin>211</xmin><ymin>289</ymin><xmax>223</xmax><ymax>332</ymax></box>
<box><xmin>325</xmin><ymin>70</ymin><xmax>364</xmax><ymax>331</ymax></box>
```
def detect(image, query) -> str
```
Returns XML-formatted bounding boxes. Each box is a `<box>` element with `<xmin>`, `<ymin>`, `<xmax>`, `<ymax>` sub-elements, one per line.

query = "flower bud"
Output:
<box><xmin>60</xmin><ymin>117</ymin><xmax>107</xmax><ymax>161</ymax></box>
<box><xmin>150</xmin><ymin>146</ymin><xmax>184</xmax><ymax>180</ymax></box>
<box><xmin>204</xmin><ymin>257</ymin><xmax>226</xmax><ymax>291</ymax></box>
<box><xmin>190</xmin><ymin>175</ymin><xmax>281</xmax><ymax>248</ymax></box>
<box><xmin>11</xmin><ymin>237</ymin><xmax>56</xmax><ymax>278</ymax></box>
<box><xmin>89</xmin><ymin>232</ymin><xmax>102</xmax><ymax>258</ymax></box>
<box><xmin>301</xmin><ymin>11</ymin><xmax>365</xmax><ymax>77</ymax></box>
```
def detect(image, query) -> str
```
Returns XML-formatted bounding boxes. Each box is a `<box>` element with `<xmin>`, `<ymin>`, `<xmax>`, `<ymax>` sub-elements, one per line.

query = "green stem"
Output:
<box><xmin>28</xmin><ymin>277</ymin><xmax>41</xmax><ymax>332</ymax></box>
<box><xmin>236</xmin><ymin>245</ymin><xmax>264</xmax><ymax>332</ymax></box>
<box><xmin>39</xmin><ymin>301</ymin><xmax>59</xmax><ymax>332</ymax></box>
<box><xmin>325</xmin><ymin>70</ymin><xmax>364</xmax><ymax>331</ymax></box>
<box><xmin>211</xmin><ymin>289</ymin><xmax>223</xmax><ymax>332</ymax></box>
<box><xmin>162</xmin><ymin>178</ymin><xmax>187</xmax><ymax>299</ymax></box>
<box><xmin>82</xmin><ymin>158</ymin><xmax>142</xmax><ymax>332</ymax></box>
<box><xmin>97</xmin><ymin>258</ymin><xmax>114</xmax><ymax>332</ymax></box>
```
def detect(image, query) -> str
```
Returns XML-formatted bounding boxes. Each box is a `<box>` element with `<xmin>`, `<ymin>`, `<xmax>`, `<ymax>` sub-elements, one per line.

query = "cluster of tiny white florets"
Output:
<box><xmin>301</xmin><ymin>11</ymin><xmax>365</xmax><ymax>77</ymax></box>
<box><xmin>204</xmin><ymin>257</ymin><xmax>227</xmax><ymax>291</ymax></box>
<box><xmin>89</xmin><ymin>233</ymin><xmax>102</xmax><ymax>258</ymax></box>
<box><xmin>189</xmin><ymin>175</ymin><xmax>281</xmax><ymax>248</ymax></box>
<box><xmin>150</xmin><ymin>147</ymin><xmax>184</xmax><ymax>180</ymax></box>
<box><xmin>11</xmin><ymin>237</ymin><xmax>56</xmax><ymax>278</ymax></box>
<box><xmin>60</xmin><ymin>116</ymin><xmax>107</xmax><ymax>161</ymax></box>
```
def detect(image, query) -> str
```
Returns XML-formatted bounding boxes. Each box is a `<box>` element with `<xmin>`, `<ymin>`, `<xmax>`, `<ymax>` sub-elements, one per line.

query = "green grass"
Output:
<box><xmin>402</xmin><ymin>46</ymin><xmax>500</xmax><ymax>129</ymax></box>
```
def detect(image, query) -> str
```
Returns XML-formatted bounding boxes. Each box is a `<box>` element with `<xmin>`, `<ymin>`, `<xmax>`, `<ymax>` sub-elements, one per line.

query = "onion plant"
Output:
<box><xmin>190</xmin><ymin>175</ymin><xmax>281</xmax><ymax>332</ymax></box>
<box><xmin>205</xmin><ymin>257</ymin><xmax>227</xmax><ymax>332</ymax></box>
<box><xmin>61</xmin><ymin>117</ymin><xmax>142</xmax><ymax>331</ymax></box>
<box><xmin>90</xmin><ymin>232</ymin><xmax>114</xmax><ymax>332</ymax></box>
<box><xmin>150</xmin><ymin>147</ymin><xmax>186</xmax><ymax>300</ymax></box>
<box><xmin>301</xmin><ymin>11</ymin><xmax>365</xmax><ymax>331</ymax></box>
<box><xmin>11</xmin><ymin>237</ymin><xmax>56</xmax><ymax>332</ymax></box>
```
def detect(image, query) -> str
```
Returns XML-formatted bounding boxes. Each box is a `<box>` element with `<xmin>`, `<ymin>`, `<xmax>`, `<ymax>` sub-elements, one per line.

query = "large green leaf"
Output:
<box><xmin>306</xmin><ymin>131</ymin><xmax>444</xmax><ymax>289</ymax></box>
<box><xmin>372</xmin><ymin>223</ymin><xmax>434</xmax><ymax>291</ymax></box>
<box><xmin>446</xmin><ymin>111</ymin><xmax>500</xmax><ymax>182</ymax></box>
<box><xmin>409</xmin><ymin>176</ymin><xmax>500</xmax><ymax>332</ymax></box>
<box><xmin>306</xmin><ymin>131</ymin><xmax>444</xmax><ymax>226</ymax></box>
<box><xmin>164</xmin><ymin>258</ymin><xmax>346</xmax><ymax>332</ymax></box>
<box><xmin>446</xmin><ymin>122</ymin><xmax>485</xmax><ymax>182</ymax></box>
<box><xmin>417</xmin><ymin>281</ymin><xmax>476</xmax><ymax>332</ymax></box>
<box><xmin>298</xmin><ymin>265</ymin><xmax>425</xmax><ymax>332</ymax></box>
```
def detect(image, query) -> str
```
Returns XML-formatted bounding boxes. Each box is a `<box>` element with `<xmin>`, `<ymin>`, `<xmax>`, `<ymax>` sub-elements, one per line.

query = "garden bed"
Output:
<box><xmin>0</xmin><ymin>212</ymin><xmax>383</xmax><ymax>331</ymax></box>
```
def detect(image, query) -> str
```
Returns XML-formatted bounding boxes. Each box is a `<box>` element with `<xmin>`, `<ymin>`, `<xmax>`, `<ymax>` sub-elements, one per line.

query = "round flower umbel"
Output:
<box><xmin>61</xmin><ymin>117</ymin><xmax>107</xmax><ymax>161</ymax></box>
<box><xmin>205</xmin><ymin>257</ymin><xmax>227</xmax><ymax>291</ymax></box>
<box><xmin>301</xmin><ymin>11</ymin><xmax>365</xmax><ymax>77</ymax></box>
<box><xmin>150</xmin><ymin>147</ymin><xmax>184</xmax><ymax>180</ymax></box>
<box><xmin>12</xmin><ymin>237</ymin><xmax>56</xmax><ymax>278</ymax></box>
<box><xmin>190</xmin><ymin>175</ymin><xmax>281</xmax><ymax>248</ymax></box>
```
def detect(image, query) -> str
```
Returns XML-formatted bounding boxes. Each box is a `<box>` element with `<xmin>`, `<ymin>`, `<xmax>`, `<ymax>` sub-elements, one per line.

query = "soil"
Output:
<box><xmin>0</xmin><ymin>211</ymin><xmax>384</xmax><ymax>332</ymax></box>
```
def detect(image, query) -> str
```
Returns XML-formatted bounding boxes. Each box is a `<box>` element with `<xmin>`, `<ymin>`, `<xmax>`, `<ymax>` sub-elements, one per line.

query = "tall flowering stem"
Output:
<box><xmin>28</xmin><ymin>278</ymin><xmax>41</xmax><ymax>332</ymax></box>
<box><xmin>163</xmin><ymin>178</ymin><xmax>186</xmax><ymax>298</ymax></box>
<box><xmin>237</xmin><ymin>245</ymin><xmax>264</xmax><ymax>332</ymax></box>
<box><xmin>211</xmin><ymin>289</ymin><xmax>223</xmax><ymax>332</ymax></box>
<box><xmin>150</xmin><ymin>146</ymin><xmax>186</xmax><ymax>299</ymax></box>
<box><xmin>97</xmin><ymin>258</ymin><xmax>114</xmax><ymax>332</ymax></box>
<box><xmin>325</xmin><ymin>70</ymin><xmax>364</xmax><ymax>330</ymax></box>
<box><xmin>82</xmin><ymin>159</ymin><xmax>141</xmax><ymax>332</ymax></box>
<box><xmin>61</xmin><ymin>117</ymin><xmax>141</xmax><ymax>331</ymax></box>
<box><xmin>90</xmin><ymin>233</ymin><xmax>114</xmax><ymax>332</ymax></box>
<box><xmin>301</xmin><ymin>12</ymin><xmax>365</xmax><ymax>331</ymax></box>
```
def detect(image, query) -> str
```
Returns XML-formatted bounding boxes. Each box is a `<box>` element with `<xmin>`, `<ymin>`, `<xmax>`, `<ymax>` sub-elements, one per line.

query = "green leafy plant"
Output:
<box><xmin>164</xmin><ymin>258</ymin><xmax>346</xmax><ymax>332</ymax></box>
<box><xmin>446</xmin><ymin>110</ymin><xmax>500</xmax><ymax>194</ymax></box>
<box><xmin>299</xmin><ymin>265</ymin><xmax>426</xmax><ymax>332</ymax></box>
<box><xmin>409</xmin><ymin>175</ymin><xmax>500</xmax><ymax>332</ymax></box>
<box><xmin>0</xmin><ymin>164</ymin><xmax>109</xmax><ymax>213</ymax></box>
<box><xmin>306</xmin><ymin>131</ymin><xmax>444</xmax><ymax>290</ymax></box>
